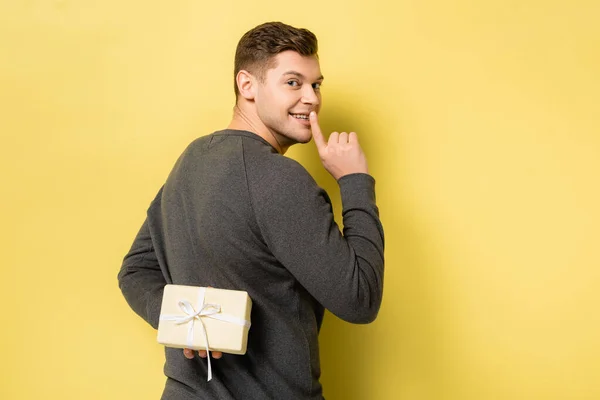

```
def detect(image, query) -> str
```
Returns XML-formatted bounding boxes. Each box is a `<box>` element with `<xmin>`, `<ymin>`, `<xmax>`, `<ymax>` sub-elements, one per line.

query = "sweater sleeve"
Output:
<box><xmin>117</xmin><ymin>188</ymin><xmax>170</xmax><ymax>330</ymax></box>
<box><xmin>250</xmin><ymin>158</ymin><xmax>385</xmax><ymax>324</ymax></box>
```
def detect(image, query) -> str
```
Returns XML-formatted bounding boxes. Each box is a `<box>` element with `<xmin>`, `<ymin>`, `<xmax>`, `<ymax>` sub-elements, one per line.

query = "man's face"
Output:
<box><xmin>254</xmin><ymin>51</ymin><xmax>323</xmax><ymax>148</ymax></box>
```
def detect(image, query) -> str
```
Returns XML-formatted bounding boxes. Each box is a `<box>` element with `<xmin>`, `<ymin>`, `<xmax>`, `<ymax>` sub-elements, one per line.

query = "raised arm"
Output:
<box><xmin>248</xmin><ymin>114</ymin><xmax>385</xmax><ymax>324</ymax></box>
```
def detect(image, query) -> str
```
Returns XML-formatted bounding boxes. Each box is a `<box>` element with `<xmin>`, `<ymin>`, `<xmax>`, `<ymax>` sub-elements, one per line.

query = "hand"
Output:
<box><xmin>183</xmin><ymin>285</ymin><xmax>222</xmax><ymax>360</ymax></box>
<box><xmin>183</xmin><ymin>348</ymin><xmax>223</xmax><ymax>360</ymax></box>
<box><xmin>309</xmin><ymin>112</ymin><xmax>368</xmax><ymax>180</ymax></box>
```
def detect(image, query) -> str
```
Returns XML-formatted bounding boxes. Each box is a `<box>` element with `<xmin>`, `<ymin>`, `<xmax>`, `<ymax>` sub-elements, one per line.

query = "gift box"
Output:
<box><xmin>157</xmin><ymin>285</ymin><xmax>252</xmax><ymax>356</ymax></box>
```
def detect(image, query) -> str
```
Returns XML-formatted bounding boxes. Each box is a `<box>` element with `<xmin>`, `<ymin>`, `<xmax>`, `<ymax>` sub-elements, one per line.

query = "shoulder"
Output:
<box><xmin>180</xmin><ymin>132</ymin><xmax>224</xmax><ymax>155</ymax></box>
<box><xmin>245</xmin><ymin>153</ymin><xmax>332</xmax><ymax>215</ymax></box>
<box><xmin>174</xmin><ymin>131</ymin><xmax>250</xmax><ymax>169</ymax></box>
<box><xmin>247</xmin><ymin>151</ymin><xmax>317</xmax><ymax>189</ymax></box>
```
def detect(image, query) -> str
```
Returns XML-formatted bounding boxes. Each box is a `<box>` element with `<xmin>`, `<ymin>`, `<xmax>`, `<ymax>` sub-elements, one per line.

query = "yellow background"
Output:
<box><xmin>1</xmin><ymin>0</ymin><xmax>599</xmax><ymax>399</ymax></box>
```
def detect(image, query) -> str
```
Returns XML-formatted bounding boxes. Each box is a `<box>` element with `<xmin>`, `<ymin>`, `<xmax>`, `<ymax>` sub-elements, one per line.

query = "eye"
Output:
<box><xmin>312</xmin><ymin>82</ymin><xmax>322</xmax><ymax>90</ymax></box>
<box><xmin>287</xmin><ymin>80</ymin><xmax>300</xmax><ymax>87</ymax></box>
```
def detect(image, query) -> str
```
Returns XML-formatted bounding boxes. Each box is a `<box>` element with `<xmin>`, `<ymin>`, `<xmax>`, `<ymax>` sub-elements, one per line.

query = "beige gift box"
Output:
<box><xmin>157</xmin><ymin>285</ymin><xmax>252</xmax><ymax>355</ymax></box>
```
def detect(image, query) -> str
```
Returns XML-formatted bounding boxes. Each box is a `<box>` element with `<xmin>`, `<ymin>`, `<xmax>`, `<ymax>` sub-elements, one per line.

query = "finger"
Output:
<box><xmin>339</xmin><ymin>132</ymin><xmax>349</xmax><ymax>143</ymax></box>
<box><xmin>348</xmin><ymin>132</ymin><xmax>358</xmax><ymax>143</ymax></box>
<box><xmin>198</xmin><ymin>350</ymin><xmax>222</xmax><ymax>359</ymax></box>
<box><xmin>309</xmin><ymin>112</ymin><xmax>327</xmax><ymax>151</ymax></box>
<box><xmin>328</xmin><ymin>132</ymin><xmax>339</xmax><ymax>146</ymax></box>
<box><xmin>183</xmin><ymin>348</ymin><xmax>194</xmax><ymax>359</ymax></box>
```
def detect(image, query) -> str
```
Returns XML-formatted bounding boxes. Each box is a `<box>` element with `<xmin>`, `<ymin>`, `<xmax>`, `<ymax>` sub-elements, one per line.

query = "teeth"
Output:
<box><xmin>291</xmin><ymin>114</ymin><xmax>309</xmax><ymax>120</ymax></box>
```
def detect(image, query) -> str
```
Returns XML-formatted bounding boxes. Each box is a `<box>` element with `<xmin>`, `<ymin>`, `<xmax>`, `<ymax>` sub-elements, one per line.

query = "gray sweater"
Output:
<box><xmin>118</xmin><ymin>130</ymin><xmax>385</xmax><ymax>399</ymax></box>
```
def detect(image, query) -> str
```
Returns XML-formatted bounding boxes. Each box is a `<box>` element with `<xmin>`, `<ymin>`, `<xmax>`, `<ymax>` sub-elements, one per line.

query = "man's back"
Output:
<box><xmin>119</xmin><ymin>129</ymin><xmax>384</xmax><ymax>399</ymax></box>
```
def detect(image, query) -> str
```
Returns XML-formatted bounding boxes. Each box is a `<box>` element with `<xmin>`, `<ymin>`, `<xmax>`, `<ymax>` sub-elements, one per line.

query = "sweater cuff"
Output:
<box><xmin>338</xmin><ymin>173</ymin><xmax>376</xmax><ymax>210</ymax></box>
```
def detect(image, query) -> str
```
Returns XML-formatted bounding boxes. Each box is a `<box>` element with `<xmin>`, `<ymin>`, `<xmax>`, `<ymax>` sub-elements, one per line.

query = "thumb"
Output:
<box><xmin>309</xmin><ymin>112</ymin><xmax>326</xmax><ymax>152</ymax></box>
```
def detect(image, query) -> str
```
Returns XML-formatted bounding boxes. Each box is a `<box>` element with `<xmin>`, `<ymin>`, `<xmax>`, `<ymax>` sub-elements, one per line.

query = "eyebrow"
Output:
<box><xmin>282</xmin><ymin>71</ymin><xmax>325</xmax><ymax>81</ymax></box>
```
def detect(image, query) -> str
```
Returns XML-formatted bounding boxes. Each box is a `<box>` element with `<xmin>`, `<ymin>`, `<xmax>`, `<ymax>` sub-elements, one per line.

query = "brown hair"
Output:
<box><xmin>233</xmin><ymin>22</ymin><xmax>318</xmax><ymax>96</ymax></box>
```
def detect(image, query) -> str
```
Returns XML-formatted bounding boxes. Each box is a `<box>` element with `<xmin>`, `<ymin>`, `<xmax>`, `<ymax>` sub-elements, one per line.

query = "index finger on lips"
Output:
<box><xmin>309</xmin><ymin>112</ymin><xmax>327</xmax><ymax>151</ymax></box>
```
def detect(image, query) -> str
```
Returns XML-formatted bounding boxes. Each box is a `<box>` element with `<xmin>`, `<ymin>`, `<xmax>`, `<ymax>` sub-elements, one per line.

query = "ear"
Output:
<box><xmin>236</xmin><ymin>70</ymin><xmax>256</xmax><ymax>100</ymax></box>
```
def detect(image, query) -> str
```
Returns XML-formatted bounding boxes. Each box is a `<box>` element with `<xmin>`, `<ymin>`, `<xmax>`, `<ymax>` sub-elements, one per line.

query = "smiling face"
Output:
<box><xmin>253</xmin><ymin>51</ymin><xmax>323</xmax><ymax>149</ymax></box>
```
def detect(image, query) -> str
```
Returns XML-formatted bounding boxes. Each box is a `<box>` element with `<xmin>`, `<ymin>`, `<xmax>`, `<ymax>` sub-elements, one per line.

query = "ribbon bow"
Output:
<box><xmin>159</xmin><ymin>287</ymin><xmax>250</xmax><ymax>381</ymax></box>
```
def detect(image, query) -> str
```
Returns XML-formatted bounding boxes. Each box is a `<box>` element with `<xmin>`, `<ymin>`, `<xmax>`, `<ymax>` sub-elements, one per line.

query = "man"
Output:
<box><xmin>118</xmin><ymin>21</ymin><xmax>385</xmax><ymax>399</ymax></box>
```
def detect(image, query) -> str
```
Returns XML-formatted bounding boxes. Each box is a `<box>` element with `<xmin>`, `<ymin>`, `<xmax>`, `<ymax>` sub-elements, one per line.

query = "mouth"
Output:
<box><xmin>289</xmin><ymin>113</ymin><xmax>311</xmax><ymax>126</ymax></box>
<box><xmin>289</xmin><ymin>113</ymin><xmax>310</xmax><ymax>120</ymax></box>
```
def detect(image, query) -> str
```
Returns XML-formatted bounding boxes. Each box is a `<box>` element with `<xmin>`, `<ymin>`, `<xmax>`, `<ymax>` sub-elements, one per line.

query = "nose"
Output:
<box><xmin>301</xmin><ymin>85</ymin><xmax>320</xmax><ymax>106</ymax></box>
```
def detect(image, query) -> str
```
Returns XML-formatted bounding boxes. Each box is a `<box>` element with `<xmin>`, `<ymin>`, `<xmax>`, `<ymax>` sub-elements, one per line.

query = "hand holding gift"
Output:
<box><xmin>157</xmin><ymin>285</ymin><xmax>252</xmax><ymax>381</ymax></box>
<box><xmin>182</xmin><ymin>286</ymin><xmax>223</xmax><ymax>360</ymax></box>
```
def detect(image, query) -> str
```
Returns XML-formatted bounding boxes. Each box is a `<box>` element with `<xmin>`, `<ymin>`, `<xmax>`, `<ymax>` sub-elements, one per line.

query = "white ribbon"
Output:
<box><xmin>159</xmin><ymin>287</ymin><xmax>251</xmax><ymax>381</ymax></box>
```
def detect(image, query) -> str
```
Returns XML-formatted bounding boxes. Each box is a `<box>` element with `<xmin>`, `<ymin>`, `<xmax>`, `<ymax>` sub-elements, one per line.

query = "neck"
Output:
<box><xmin>227</xmin><ymin>103</ymin><xmax>288</xmax><ymax>155</ymax></box>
